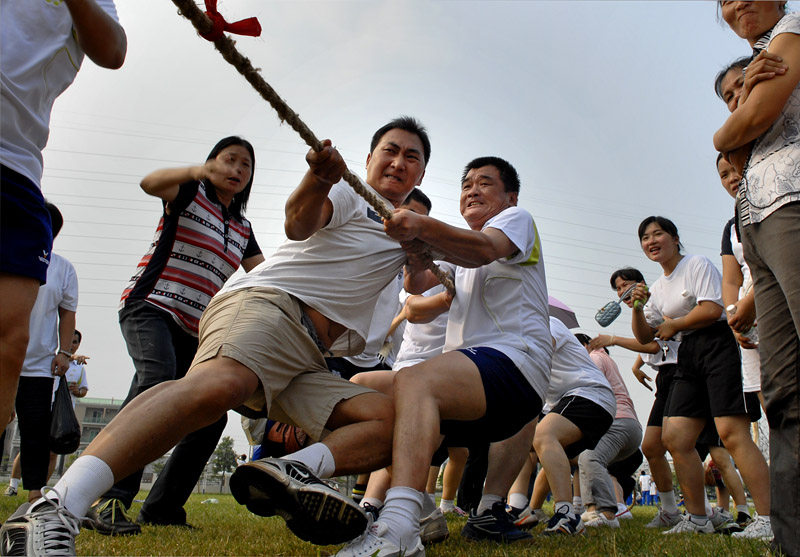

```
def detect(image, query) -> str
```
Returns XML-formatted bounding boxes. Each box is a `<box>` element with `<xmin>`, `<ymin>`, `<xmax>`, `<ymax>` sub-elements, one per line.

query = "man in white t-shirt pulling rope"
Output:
<box><xmin>339</xmin><ymin>156</ymin><xmax>553</xmax><ymax>556</ymax></box>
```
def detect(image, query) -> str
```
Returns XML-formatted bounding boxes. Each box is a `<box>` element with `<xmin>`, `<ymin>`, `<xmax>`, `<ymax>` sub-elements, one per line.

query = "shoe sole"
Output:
<box><xmin>230</xmin><ymin>463</ymin><xmax>366</xmax><ymax>545</ymax></box>
<box><xmin>461</xmin><ymin>524</ymin><xmax>533</xmax><ymax>544</ymax></box>
<box><xmin>80</xmin><ymin>516</ymin><xmax>141</xmax><ymax>536</ymax></box>
<box><xmin>420</xmin><ymin>525</ymin><xmax>449</xmax><ymax>545</ymax></box>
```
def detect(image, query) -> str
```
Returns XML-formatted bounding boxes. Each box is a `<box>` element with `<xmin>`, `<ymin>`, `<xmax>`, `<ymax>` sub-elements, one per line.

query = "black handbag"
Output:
<box><xmin>50</xmin><ymin>378</ymin><xmax>81</xmax><ymax>454</ymax></box>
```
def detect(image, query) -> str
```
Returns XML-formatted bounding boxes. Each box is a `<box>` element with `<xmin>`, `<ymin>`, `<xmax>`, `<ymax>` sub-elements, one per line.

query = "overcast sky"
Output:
<box><xmin>41</xmin><ymin>1</ymin><xmax>768</xmax><ymax>456</ymax></box>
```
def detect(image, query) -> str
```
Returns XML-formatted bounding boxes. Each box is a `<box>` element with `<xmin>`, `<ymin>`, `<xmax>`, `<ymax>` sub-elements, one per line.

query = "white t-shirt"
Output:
<box><xmin>220</xmin><ymin>180</ymin><xmax>406</xmax><ymax>356</ymax></box>
<box><xmin>393</xmin><ymin>282</ymin><xmax>450</xmax><ymax>370</ymax></box>
<box><xmin>544</xmin><ymin>317</ymin><xmax>616</xmax><ymax>418</ymax></box>
<box><xmin>643</xmin><ymin>255</ymin><xmax>725</xmax><ymax>337</ymax></box>
<box><xmin>442</xmin><ymin>206</ymin><xmax>552</xmax><ymax>399</ymax></box>
<box><xmin>642</xmin><ymin>338</ymin><xmax>680</xmax><ymax>369</ymax></box>
<box><xmin>639</xmin><ymin>474</ymin><xmax>651</xmax><ymax>492</ymax></box>
<box><xmin>347</xmin><ymin>271</ymin><xmax>404</xmax><ymax>368</ymax></box>
<box><xmin>54</xmin><ymin>361</ymin><xmax>90</xmax><ymax>407</ymax></box>
<box><xmin>21</xmin><ymin>253</ymin><xmax>79</xmax><ymax>378</ymax></box>
<box><xmin>0</xmin><ymin>0</ymin><xmax>120</xmax><ymax>185</ymax></box>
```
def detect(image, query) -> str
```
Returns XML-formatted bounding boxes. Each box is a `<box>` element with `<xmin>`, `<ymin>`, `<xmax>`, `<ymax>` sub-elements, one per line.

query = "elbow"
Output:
<box><xmin>284</xmin><ymin>221</ymin><xmax>310</xmax><ymax>242</ymax></box>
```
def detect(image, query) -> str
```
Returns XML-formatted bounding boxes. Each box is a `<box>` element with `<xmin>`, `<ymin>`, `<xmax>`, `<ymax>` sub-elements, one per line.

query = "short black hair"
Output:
<box><xmin>609</xmin><ymin>267</ymin><xmax>645</xmax><ymax>290</ymax></box>
<box><xmin>206</xmin><ymin>136</ymin><xmax>256</xmax><ymax>215</ymax></box>
<box><xmin>45</xmin><ymin>200</ymin><xmax>63</xmax><ymax>239</ymax></box>
<box><xmin>638</xmin><ymin>216</ymin><xmax>683</xmax><ymax>253</ymax></box>
<box><xmin>402</xmin><ymin>187</ymin><xmax>432</xmax><ymax>214</ymax></box>
<box><xmin>713</xmin><ymin>56</ymin><xmax>752</xmax><ymax>100</ymax></box>
<box><xmin>73</xmin><ymin>329</ymin><xmax>82</xmax><ymax>343</ymax></box>
<box><xmin>370</xmin><ymin>116</ymin><xmax>431</xmax><ymax>166</ymax></box>
<box><xmin>461</xmin><ymin>156</ymin><xmax>521</xmax><ymax>194</ymax></box>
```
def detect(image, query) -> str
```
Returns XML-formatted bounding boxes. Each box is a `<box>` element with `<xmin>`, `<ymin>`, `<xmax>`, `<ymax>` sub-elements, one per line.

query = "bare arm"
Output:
<box><xmin>51</xmin><ymin>308</ymin><xmax>76</xmax><ymax>377</ymax></box>
<box><xmin>284</xmin><ymin>140</ymin><xmax>343</xmax><ymax>241</ymax></box>
<box><xmin>630</xmin><ymin>283</ymin><xmax>655</xmax><ymax>344</ymax></box>
<box><xmin>714</xmin><ymin>33</ymin><xmax>800</xmax><ymax>153</ymax></box>
<box><xmin>385</xmin><ymin>210</ymin><xmax>518</xmax><ymax>268</ymax></box>
<box><xmin>589</xmin><ymin>333</ymin><xmax>660</xmax><ymax>354</ymax></box>
<box><xmin>631</xmin><ymin>355</ymin><xmax>653</xmax><ymax>392</ymax></box>
<box><xmin>404</xmin><ymin>291</ymin><xmax>453</xmax><ymax>324</ymax></box>
<box><xmin>241</xmin><ymin>254</ymin><xmax>265</xmax><ymax>272</ymax></box>
<box><xmin>140</xmin><ymin>166</ymin><xmax>204</xmax><ymax>203</ymax></box>
<box><xmin>64</xmin><ymin>0</ymin><xmax>127</xmax><ymax>69</ymax></box>
<box><xmin>653</xmin><ymin>301</ymin><xmax>723</xmax><ymax>341</ymax></box>
<box><xmin>721</xmin><ymin>254</ymin><xmax>744</xmax><ymax>310</ymax></box>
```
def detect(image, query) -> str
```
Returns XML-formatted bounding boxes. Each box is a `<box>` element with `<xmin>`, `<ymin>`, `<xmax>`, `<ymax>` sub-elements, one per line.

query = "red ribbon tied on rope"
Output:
<box><xmin>200</xmin><ymin>0</ymin><xmax>262</xmax><ymax>41</ymax></box>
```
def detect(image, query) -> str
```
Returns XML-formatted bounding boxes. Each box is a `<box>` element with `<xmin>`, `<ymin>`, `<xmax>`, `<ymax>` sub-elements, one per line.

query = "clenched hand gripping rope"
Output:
<box><xmin>170</xmin><ymin>0</ymin><xmax>455</xmax><ymax>293</ymax></box>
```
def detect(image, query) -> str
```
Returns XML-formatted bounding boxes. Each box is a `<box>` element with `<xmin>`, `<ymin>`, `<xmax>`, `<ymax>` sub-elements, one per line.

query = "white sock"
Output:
<box><xmin>48</xmin><ymin>455</ymin><xmax>114</xmax><ymax>517</ymax></box>
<box><xmin>573</xmin><ymin>496</ymin><xmax>583</xmax><ymax>508</ymax></box>
<box><xmin>439</xmin><ymin>498</ymin><xmax>455</xmax><ymax>511</ymax></box>
<box><xmin>361</xmin><ymin>497</ymin><xmax>383</xmax><ymax>509</ymax></box>
<box><xmin>659</xmin><ymin>490</ymin><xmax>678</xmax><ymax>514</ymax></box>
<box><xmin>618</xmin><ymin>502</ymin><xmax>627</xmax><ymax>512</ymax></box>
<box><xmin>423</xmin><ymin>492</ymin><xmax>436</xmax><ymax>515</ymax></box>
<box><xmin>282</xmin><ymin>443</ymin><xmax>335</xmax><ymax>478</ymax></box>
<box><xmin>476</xmin><ymin>494</ymin><xmax>503</xmax><ymax>515</ymax></box>
<box><xmin>704</xmin><ymin>491</ymin><xmax>712</xmax><ymax>516</ymax></box>
<box><xmin>555</xmin><ymin>501</ymin><xmax>575</xmax><ymax>518</ymax></box>
<box><xmin>736</xmin><ymin>504</ymin><xmax>750</xmax><ymax>516</ymax></box>
<box><xmin>379</xmin><ymin>487</ymin><xmax>424</xmax><ymax>549</ymax></box>
<box><xmin>9</xmin><ymin>478</ymin><xmax>20</xmax><ymax>489</ymax></box>
<box><xmin>508</xmin><ymin>492</ymin><xmax>528</xmax><ymax>510</ymax></box>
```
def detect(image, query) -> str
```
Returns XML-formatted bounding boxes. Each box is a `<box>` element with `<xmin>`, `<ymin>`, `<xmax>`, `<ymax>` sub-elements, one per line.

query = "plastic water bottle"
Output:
<box><xmin>725</xmin><ymin>304</ymin><xmax>759</xmax><ymax>345</ymax></box>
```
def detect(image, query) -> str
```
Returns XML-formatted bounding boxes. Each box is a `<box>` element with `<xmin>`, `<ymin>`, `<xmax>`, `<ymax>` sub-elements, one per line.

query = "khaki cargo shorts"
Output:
<box><xmin>190</xmin><ymin>286</ymin><xmax>374</xmax><ymax>441</ymax></box>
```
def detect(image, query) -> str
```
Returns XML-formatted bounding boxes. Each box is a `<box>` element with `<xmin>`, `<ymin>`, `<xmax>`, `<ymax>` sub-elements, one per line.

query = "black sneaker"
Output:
<box><xmin>736</xmin><ymin>511</ymin><xmax>753</xmax><ymax>528</ymax></box>
<box><xmin>461</xmin><ymin>501</ymin><xmax>533</xmax><ymax>543</ymax></box>
<box><xmin>0</xmin><ymin>488</ymin><xmax>80</xmax><ymax>556</ymax></box>
<box><xmin>542</xmin><ymin>509</ymin><xmax>586</xmax><ymax>536</ymax></box>
<box><xmin>229</xmin><ymin>457</ymin><xmax>367</xmax><ymax>545</ymax></box>
<box><xmin>81</xmin><ymin>497</ymin><xmax>141</xmax><ymax>536</ymax></box>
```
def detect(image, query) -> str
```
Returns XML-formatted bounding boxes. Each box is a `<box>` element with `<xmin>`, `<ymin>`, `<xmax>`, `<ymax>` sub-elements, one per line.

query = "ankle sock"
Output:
<box><xmin>9</xmin><ymin>478</ymin><xmax>20</xmax><ymax>490</ymax></box>
<box><xmin>379</xmin><ymin>487</ymin><xmax>424</xmax><ymax>549</ymax></box>
<box><xmin>283</xmin><ymin>443</ymin><xmax>335</xmax><ymax>478</ymax></box>
<box><xmin>476</xmin><ymin>494</ymin><xmax>502</xmax><ymax>515</ymax></box>
<box><xmin>508</xmin><ymin>492</ymin><xmax>528</xmax><ymax>510</ymax></box>
<box><xmin>555</xmin><ymin>501</ymin><xmax>575</xmax><ymax>518</ymax></box>
<box><xmin>659</xmin><ymin>490</ymin><xmax>678</xmax><ymax>514</ymax></box>
<box><xmin>51</xmin><ymin>455</ymin><xmax>114</xmax><ymax>517</ymax></box>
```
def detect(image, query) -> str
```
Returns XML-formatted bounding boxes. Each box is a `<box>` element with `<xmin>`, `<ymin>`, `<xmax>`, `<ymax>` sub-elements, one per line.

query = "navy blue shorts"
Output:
<box><xmin>440</xmin><ymin>346</ymin><xmax>542</xmax><ymax>446</ymax></box>
<box><xmin>1</xmin><ymin>165</ymin><xmax>52</xmax><ymax>283</ymax></box>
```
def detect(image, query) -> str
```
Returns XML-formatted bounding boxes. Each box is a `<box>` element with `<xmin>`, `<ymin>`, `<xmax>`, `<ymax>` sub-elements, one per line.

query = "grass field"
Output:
<box><xmin>0</xmin><ymin>486</ymin><xmax>770</xmax><ymax>556</ymax></box>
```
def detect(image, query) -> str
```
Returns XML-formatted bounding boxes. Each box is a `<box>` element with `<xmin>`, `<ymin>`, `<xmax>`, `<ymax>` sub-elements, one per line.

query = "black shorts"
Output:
<box><xmin>666</xmin><ymin>321</ymin><xmax>749</xmax><ymax>419</ymax></box>
<box><xmin>0</xmin><ymin>165</ymin><xmax>52</xmax><ymax>283</ymax></box>
<box><xmin>548</xmin><ymin>395</ymin><xmax>614</xmax><ymax>459</ymax></box>
<box><xmin>440</xmin><ymin>347</ymin><xmax>542</xmax><ymax>446</ymax></box>
<box><xmin>646</xmin><ymin>364</ymin><xmax>678</xmax><ymax>427</ymax></box>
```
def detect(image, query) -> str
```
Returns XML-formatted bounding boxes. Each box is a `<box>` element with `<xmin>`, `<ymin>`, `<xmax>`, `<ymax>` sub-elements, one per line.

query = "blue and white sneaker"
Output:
<box><xmin>461</xmin><ymin>501</ymin><xmax>532</xmax><ymax>543</ymax></box>
<box><xmin>542</xmin><ymin>507</ymin><xmax>586</xmax><ymax>536</ymax></box>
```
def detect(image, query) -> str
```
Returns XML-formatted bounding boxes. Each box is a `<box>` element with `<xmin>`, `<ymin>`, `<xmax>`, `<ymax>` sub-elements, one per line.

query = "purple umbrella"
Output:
<box><xmin>548</xmin><ymin>296</ymin><xmax>579</xmax><ymax>329</ymax></box>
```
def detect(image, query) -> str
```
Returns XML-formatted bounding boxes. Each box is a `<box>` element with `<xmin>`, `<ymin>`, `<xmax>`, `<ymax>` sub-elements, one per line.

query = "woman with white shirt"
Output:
<box><xmin>630</xmin><ymin>215</ymin><xmax>770</xmax><ymax>538</ymax></box>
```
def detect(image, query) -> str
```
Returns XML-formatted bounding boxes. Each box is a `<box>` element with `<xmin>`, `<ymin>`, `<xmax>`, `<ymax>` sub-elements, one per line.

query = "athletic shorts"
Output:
<box><xmin>666</xmin><ymin>321</ymin><xmax>749</xmax><ymax>419</ymax></box>
<box><xmin>440</xmin><ymin>347</ymin><xmax>542</xmax><ymax>446</ymax></box>
<box><xmin>646</xmin><ymin>364</ymin><xmax>678</xmax><ymax>427</ymax></box>
<box><xmin>0</xmin><ymin>165</ymin><xmax>52</xmax><ymax>283</ymax></box>
<box><xmin>548</xmin><ymin>395</ymin><xmax>614</xmax><ymax>459</ymax></box>
<box><xmin>191</xmin><ymin>286</ymin><xmax>374</xmax><ymax>441</ymax></box>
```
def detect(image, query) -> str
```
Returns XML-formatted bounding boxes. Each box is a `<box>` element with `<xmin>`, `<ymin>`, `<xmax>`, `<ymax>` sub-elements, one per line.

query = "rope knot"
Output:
<box><xmin>200</xmin><ymin>0</ymin><xmax>262</xmax><ymax>42</ymax></box>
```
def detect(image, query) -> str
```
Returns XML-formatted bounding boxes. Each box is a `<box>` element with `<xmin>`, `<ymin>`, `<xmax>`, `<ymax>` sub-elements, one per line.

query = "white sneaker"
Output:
<box><xmin>514</xmin><ymin>507</ymin><xmax>549</xmax><ymax>530</ymax></box>
<box><xmin>4</xmin><ymin>486</ymin><xmax>18</xmax><ymax>497</ymax></box>
<box><xmin>584</xmin><ymin>512</ymin><xmax>620</xmax><ymax>528</ymax></box>
<box><xmin>0</xmin><ymin>487</ymin><xmax>80</xmax><ymax>556</ymax></box>
<box><xmin>336</xmin><ymin>521</ymin><xmax>424</xmax><ymax>557</ymax></box>
<box><xmin>731</xmin><ymin>515</ymin><xmax>774</xmax><ymax>541</ymax></box>
<box><xmin>662</xmin><ymin>515</ymin><xmax>714</xmax><ymax>535</ymax></box>
<box><xmin>709</xmin><ymin>507</ymin><xmax>734</xmax><ymax>530</ymax></box>
<box><xmin>580</xmin><ymin>510</ymin><xmax>600</xmax><ymax>523</ymax></box>
<box><xmin>616</xmin><ymin>504</ymin><xmax>633</xmax><ymax>520</ymax></box>
<box><xmin>645</xmin><ymin>508</ymin><xmax>683</xmax><ymax>528</ymax></box>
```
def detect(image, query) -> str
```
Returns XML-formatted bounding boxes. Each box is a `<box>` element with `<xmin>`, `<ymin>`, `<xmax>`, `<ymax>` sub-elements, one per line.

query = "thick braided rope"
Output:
<box><xmin>170</xmin><ymin>0</ymin><xmax>454</xmax><ymax>293</ymax></box>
